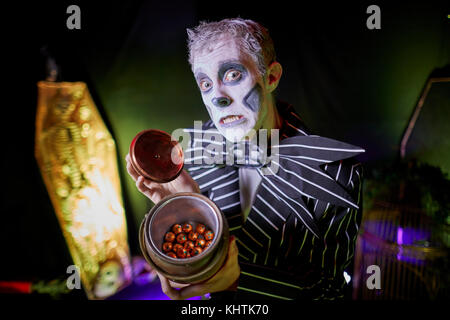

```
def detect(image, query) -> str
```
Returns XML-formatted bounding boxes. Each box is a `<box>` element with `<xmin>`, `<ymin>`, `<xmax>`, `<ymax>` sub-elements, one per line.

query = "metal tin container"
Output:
<box><xmin>129</xmin><ymin>129</ymin><xmax>184</xmax><ymax>183</ymax></box>
<box><xmin>139</xmin><ymin>192</ymin><xmax>229</xmax><ymax>284</ymax></box>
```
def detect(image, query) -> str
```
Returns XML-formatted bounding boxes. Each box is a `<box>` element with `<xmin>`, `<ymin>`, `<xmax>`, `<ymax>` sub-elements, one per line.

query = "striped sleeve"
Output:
<box><xmin>234</xmin><ymin>159</ymin><xmax>363</xmax><ymax>300</ymax></box>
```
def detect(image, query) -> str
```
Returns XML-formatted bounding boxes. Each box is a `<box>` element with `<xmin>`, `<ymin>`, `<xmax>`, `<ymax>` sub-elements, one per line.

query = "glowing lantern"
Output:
<box><xmin>34</xmin><ymin>81</ymin><xmax>132</xmax><ymax>299</ymax></box>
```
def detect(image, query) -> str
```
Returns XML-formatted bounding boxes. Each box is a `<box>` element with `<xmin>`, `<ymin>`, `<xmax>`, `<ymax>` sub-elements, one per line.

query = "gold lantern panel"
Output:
<box><xmin>35</xmin><ymin>81</ymin><xmax>132</xmax><ymax>299</ymax></box>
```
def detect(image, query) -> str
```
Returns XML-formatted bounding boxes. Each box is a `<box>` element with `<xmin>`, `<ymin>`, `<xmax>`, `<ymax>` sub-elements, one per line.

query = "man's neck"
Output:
<box><xmin>261</xmin><ymin>97</ymin><xmax>282</xmax><ymax>135</ymax></box>
<box><xmin>242</xmin><ymin>97</ymin><xmax>282</xmax><ymax>141</ymax></box>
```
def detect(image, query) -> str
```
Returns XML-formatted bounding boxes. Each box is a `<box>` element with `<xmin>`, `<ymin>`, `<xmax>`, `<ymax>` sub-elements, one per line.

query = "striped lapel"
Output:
<box><xmin>238</xmin><ymin>103</ymin><xmax>320</xmax><ymax>262</ymax></box>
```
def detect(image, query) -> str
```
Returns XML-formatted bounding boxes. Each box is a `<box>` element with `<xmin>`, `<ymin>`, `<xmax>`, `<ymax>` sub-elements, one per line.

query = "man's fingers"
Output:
<box><xmin>169</xmin><ymin>280</ymin><xmax>190</xmax><ymax>289</ymax></box>
<box><xmin>134</xmin><ymin>177</ymin><xmax>161</xmax><ymax>202</ymax></box>
<box><xmin>126</xmin><ymin>154</ymin><xmax>158</xmax><ymax>189</ymax></box>
<box><xmin>157</xmin><ymin>273</ymin><xmax>206</xmax><ymax>300</ymax></box>
<box><xmin>136</xmin><ymin>176</ymin><xmax>147</xmax><ymax>192</ymax></box>
<box><xmin>157</xmin><ymin>273</ymin><xmax>181</xmax><ymax>300</ymax></box>
<box><xmin>177</xmin><ymin>283</ymin><xmax>210</xmax><ymax>300</ymax></box>
<box><xmin>142</xmin><ymin>178</ymin><xmax>159</xmax><ymax>190</ymax></box>
<box><xmin>126</xmin><ymin>159</ymin><xmax>139</xmax><ymax>181</ymax></box>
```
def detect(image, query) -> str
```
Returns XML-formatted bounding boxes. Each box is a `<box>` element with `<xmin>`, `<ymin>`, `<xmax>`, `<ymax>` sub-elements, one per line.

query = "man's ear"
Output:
<box><xmin>265</xmin><ymin>61</ymin><xmax>283</xmax><ymax>93</ymax></box>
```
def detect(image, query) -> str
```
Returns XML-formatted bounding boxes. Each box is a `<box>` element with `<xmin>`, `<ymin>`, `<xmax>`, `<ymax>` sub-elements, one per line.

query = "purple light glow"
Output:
<box><xmin>396</xmin><ymin>227</ymin><xmax>429</xmax><ymax>265</ymax></box>
<box><xmin>107</xmin><ymin>281</ymin><xmax>203</xmax><ymax>300</ymax></box>
<box><xmin>397</xmin><ymin>227</ymin><xmax>404</xmax><ymax>245</ymax></box>
<box><xmin>362</xmin><ymin>221</ymin><xmax>430</xmax><ymax>266</ymax></box>
<box><xmin>396</xmin><ymin>227</ymin><xmax>403</xmax><ymax>261</ymax></box>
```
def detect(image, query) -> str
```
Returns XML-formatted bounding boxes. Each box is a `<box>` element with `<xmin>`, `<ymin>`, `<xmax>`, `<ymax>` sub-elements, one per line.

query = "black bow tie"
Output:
<box><xmin>223</xmin><ymin>140</ymin><xmax>270</xmax><ymax>168</ymax></box>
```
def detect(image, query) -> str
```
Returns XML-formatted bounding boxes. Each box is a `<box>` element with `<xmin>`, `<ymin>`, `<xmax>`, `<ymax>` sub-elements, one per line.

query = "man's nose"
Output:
<box><xmin>211</xmin><ymin>96</ymin><xmax>232</xmax><ymax>108</ymax></box>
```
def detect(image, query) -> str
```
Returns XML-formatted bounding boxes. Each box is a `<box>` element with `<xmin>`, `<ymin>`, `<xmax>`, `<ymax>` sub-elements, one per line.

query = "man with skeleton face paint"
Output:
<box><xmin>192</xmin><ymin>33</ymin><xmax>282</xmax><ymax>143</ymax></box>
<box><xmin>126</xmin><ymin>18</ymin><xmax>364</xmax><ymax>301</ymax></box>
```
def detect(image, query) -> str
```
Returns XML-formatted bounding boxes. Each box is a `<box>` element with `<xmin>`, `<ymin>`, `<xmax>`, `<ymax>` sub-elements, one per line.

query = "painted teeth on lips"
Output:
<box><xmin>220</xmin><ymin>115</ymin><xmax>243</xmax><ymax>124</ymax></box>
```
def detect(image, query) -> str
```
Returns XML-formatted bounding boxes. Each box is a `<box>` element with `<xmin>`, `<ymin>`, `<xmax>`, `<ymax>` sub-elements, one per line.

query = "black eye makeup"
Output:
<box><xmin>194</xmin><ymin>61</ymin><xmax>248</xmax><ymax>94</ymax></box>
<box><xmin>218</xmin><ymin>61</ymin><xmax>248</xmax><ymax>86</ymax></box>
<box><xmin>224</xmin><ymin>69</ymin><xmax>242</xmax><ymax>82</ymax></box>
<box><xmin>195</xmin><ymin>72</ymin><xmax>213</xmax><ymax>94</ymax></box>
<box><xmin>199</xmin><ymin>79</ymin><xmax>212</xmax><ymax>92</ymax></box>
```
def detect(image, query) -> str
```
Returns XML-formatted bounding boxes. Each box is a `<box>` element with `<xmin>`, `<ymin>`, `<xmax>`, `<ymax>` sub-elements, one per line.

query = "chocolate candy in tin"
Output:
<box><xmin>172</xmin><ymin>224</ymin><xmax>183</xmax><ymax>234</ymax></box>
<box><xmin>188</xmin><ymin>231</ymin><xmax>199</xmax><ymax>241</ymax></box>
<box><xmin>195</xmin><ymin>224</ymin><xmax>206</xmax><ymax>234</ymax></box>
<box><xmin>195</xmin><ymin>239</ymin><xmax>205</xmax><ymax>248</ymax></box>
<box><xmin>166</xmin><ymin>252</ymin><xmax>177</xmax><ymax>259</ymax></box>
<box><xmin>160</xmin><ymin>220</ymin><xmax>216</xmax><ymax>259</ymax></box>
<box><xmin>184</xmin><ymin>240</ymin><xmax>195</xmax><ymax>252</ymax></box>
<box><xmin>141</xmin><ymin>192</ymin><xmax>229</xmax><ymax>283</ymax></box>
<box><xmin>177</xmin><ymin>247</ymin><xmax>188</xmax><ymax>259</ymax></box>
<box><xmin>204</xmin><ymin>230</ymin><xmax>214</xmax><ymax>241</ymax></box>
<box><xmin>164</xmin><ymin>232</ymin><xmax>175</xmax><ymax>242</ymax></box>
<box><xmin>192</xmin><ymin>247</ymin><xmax>203</xmax><ymax>256</ymax></box>
<box><xmin>173</xmin><ymin>243</ymin><xmax>183</xmax><ymax>253</ymax></box>
<box><xmin>162</xmin><ymin>242</ymin><xmax>173</xmax><ymax>252</ymax></box>
<box><xmin>182</xmin><ymin>223</ymin><xmax>193</xmax><ymax>233</ymax></box>
<box><xmin>176</xmin><ymin>233</ymin><xmax>187</xmax><ymax>244</ymax></box>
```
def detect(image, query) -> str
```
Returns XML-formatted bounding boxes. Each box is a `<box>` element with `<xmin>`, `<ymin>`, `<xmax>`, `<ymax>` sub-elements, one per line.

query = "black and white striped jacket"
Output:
<box><xmin>183</xmin><ymin>101</ymin><xmax>364</xmax><ymax>300</ymax></box>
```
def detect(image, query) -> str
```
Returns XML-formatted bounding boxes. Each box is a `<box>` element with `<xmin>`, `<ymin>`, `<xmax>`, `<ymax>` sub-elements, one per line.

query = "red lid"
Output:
<box><xmin>129</xmin><ymin>129</ymin><xmax>184</xmax><ymax>183</ymax></box>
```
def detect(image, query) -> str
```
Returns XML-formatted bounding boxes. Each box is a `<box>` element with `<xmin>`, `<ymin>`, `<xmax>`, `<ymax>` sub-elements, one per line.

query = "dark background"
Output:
<box><xmin>1</xmin><ymin>0</ymin><xmax>449</xmax><ymax>293</ymax></box>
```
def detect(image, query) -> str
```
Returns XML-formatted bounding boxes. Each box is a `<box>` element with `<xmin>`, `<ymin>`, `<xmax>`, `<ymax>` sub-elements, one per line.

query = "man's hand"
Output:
<box><xmin>157</xmin><ymin>236</ymin><xmax>240</xmax><ymax>300</ymax></box>
<box><xmin>125</xmin><ymin>154</ymin><xmax>200</xmax><ymax>203</ymax></box>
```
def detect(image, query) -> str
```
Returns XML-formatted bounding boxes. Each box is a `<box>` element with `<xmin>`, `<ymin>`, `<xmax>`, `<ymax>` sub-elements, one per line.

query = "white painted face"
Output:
<box><xmin>192</xmin><ymin>37</ymin><xmax>267</xmax><ymax>142</ymax></box>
